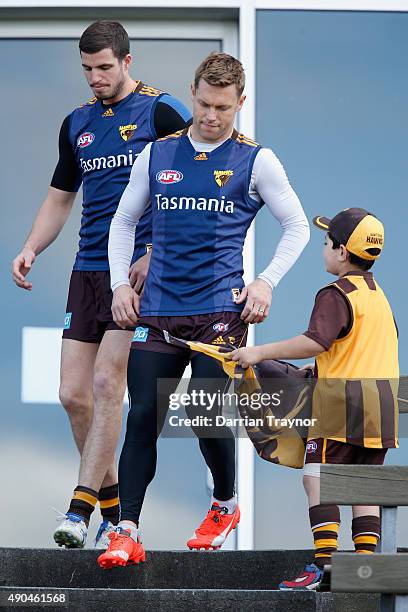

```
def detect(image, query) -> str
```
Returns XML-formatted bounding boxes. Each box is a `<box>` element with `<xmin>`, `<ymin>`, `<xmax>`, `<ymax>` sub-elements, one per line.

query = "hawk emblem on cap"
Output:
<box><xmin>119</xmin><ymin>124</ymin><xmax>137</xmax><ymax>141</ymax></box>
<box><xmin>214</xmin><ymin>170</ymin><xmax>233</xmax><ymax>187</ymax></box>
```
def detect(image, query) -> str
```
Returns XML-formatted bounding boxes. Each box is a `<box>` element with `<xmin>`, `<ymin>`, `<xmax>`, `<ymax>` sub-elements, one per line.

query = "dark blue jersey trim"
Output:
<box><xmin>149</xmin><ymin>93</ymin><xmax>166</xmax><ymax>140</ymax></box>
<box><xmin>159</xmin><ymin>94</ymin><xmax>191</xmax><ymax>122</ymax></box>
<box><xmin>245</xmin><ymin>145</ymin><xmax>264</xmax><ymax>212</ymax></box>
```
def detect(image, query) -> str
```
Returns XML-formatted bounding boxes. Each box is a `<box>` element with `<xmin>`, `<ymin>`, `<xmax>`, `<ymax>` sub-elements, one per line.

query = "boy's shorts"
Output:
<box><xmin>303</xmin><ymin>438</ymin><xmax>387</xmax><ymax>476</ymax></box>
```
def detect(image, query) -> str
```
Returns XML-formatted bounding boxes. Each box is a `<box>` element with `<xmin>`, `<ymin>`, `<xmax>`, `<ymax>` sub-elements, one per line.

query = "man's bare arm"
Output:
<box><xmin>12</xmin><ymin>186</ymin><xmax>76</xmax><ymax>290</ymax></box>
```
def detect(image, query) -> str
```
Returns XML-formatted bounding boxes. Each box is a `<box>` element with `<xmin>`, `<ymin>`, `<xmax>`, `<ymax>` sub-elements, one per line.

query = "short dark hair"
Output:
<box><xmin>79</xmin><ymin>21</ymin><xmax>130</xmax><ymax>60</ymax></box>
<box><xmin>328</xmin><ymin>232</ymin><xmax>375</xmax><ymax>271</ymax></box>
<box><xmin>194</xmin><ymin>52</ymin><xmax>245</xmax><ymax>96</ymax></box>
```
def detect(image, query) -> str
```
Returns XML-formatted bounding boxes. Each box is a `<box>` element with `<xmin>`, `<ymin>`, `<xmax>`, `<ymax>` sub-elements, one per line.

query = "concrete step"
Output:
<box><xmin>0</xmin><ymin>587</ymin><xmax>380</xmax><ymax>612</ymax></box>
<box><xmin>0</xmin><ymin>549</ymin><xmax>315</xmax><ymax>590</ymax></box>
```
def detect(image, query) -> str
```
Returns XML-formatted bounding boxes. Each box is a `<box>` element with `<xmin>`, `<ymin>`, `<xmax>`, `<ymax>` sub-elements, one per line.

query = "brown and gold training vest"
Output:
<box><xmin>311</xmin><ymin>271</ymin><xmax>399</xmax><ymax>448</ymax></box>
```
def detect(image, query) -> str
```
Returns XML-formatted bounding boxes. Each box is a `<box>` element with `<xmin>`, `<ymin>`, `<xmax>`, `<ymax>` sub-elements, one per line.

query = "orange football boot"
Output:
<box><xmin>97</xmin><ymin>528</ymin><xmax>145</xmax><ymax>569</ymax></box>
<box><xmin>187</xmin><ymin>503</ymin><xmax>240</xmax><ymax>550</ymax></box>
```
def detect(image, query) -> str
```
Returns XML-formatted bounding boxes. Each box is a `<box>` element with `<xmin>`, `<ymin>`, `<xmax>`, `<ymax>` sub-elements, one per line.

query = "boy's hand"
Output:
<box><xmin>230</xmin><ymin>346</ymin><xmax>263</xmax><ymax>369</ymax></box>
<box><xmin>300</xmin><ymin>362</ymin><xmax>315</xmax><ymax>371</ymax></box>
<box><xmin>235</xmin><ymin>278</ymin><xmax>272</xmax><ymax>324</ymax></box>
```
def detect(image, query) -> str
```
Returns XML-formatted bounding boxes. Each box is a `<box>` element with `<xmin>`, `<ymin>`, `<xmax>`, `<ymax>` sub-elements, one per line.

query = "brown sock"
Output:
<box><xmin>309</xmin><ymin>504</ymin><xmax>340</xmax><ymax>568</ymax></box>
<box><xmin>67</xmin><ymin>486</ymin><xmax>98</xmax><ymax>527</ymax></box>
<box><xmin>352</xmin><ymin>515</ymin><xmax>380</xmax><ymax>554</ymax></box>
<box><xmin>99</xmin><ymin>484</ymin><xmax>120</xmax><ymax>526</ymax></box>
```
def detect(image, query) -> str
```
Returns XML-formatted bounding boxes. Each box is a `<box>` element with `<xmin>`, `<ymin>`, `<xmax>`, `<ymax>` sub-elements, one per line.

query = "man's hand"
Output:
<box><xmin>229</xmin><ymin>346</ymin><xmax>264</xmax><ymax>369</ymax></box>
<box><xmin>235</xmin><ymin>278</ymin><xmax>272</xmax><ymax>324</ymax></box>
<box><xmin>129</xmin><ymin>251</ymin><xmax>151</xmax><ymax>294</ymax></box>
<box><xmin>12</xmin><ymin>247</ymin><xmax>36</xmax><ymax>290</ymax></box>
<box><xmin>111</xmin><ymin>285</ymin><xmax>140</xmax><ymax>329</ymax></box>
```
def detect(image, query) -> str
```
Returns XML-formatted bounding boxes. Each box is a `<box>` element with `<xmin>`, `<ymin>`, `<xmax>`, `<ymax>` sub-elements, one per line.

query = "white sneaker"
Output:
<box><xmin>53</xmin><ymin>511</ymin><xmax>87</xmax><ymax>548</ymax></box>
<box><xmin>94</xmin><ymin>520</ymin><xmax>115</xmax><ymax>549</ymax></box>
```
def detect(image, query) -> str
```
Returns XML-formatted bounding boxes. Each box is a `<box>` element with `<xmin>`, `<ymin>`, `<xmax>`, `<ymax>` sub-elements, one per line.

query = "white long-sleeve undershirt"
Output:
<box><xmin>108</xmin><ymin>136</ymin><xmax>310</xmax><ymax>292</ymax></box>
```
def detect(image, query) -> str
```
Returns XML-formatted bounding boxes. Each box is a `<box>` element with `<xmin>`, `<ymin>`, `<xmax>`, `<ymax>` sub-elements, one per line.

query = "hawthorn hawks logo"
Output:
<box><xmin>231</xmin><ymin>288</ymin><xmax>241</xmax><ymax>302</ymax></box>
<box><xmin>119</xmin><ymin>124</ymin><xmax>137</xmax><ymax>141</ymax></box>
<box><xmin>214</xmin><ymin>170</ymin><xmax>233</xmax><ymax>187</ymax></box>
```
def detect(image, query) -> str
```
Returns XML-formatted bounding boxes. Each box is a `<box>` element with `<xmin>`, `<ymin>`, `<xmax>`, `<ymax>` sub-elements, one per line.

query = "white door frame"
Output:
<box><xmin>2</xmin><ymin>0</ymin><xmax>406</xmax><ymax>551</ymax></box>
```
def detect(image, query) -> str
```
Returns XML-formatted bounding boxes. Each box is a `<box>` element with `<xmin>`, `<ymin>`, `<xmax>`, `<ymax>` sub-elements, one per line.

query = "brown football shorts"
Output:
<box><xmin>130</xmin><ymin>312</ymin><xmax>248</xmax><ymax>356</ymax></box>
<box><xmin>62</xmin><ymin>271</ymin><xmax>123</xmax><ymax>343</ymax></box>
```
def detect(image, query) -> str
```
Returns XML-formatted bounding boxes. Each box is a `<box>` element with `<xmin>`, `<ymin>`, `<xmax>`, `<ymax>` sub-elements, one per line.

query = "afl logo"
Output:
<box><xmin>213</xmin><ymin>323</ymin><xmax>229</xmax><ymax>333</ymax></box>
<box><xmin>77</xmin><ymin>132</ymin><xmax>95</xmax><ymax>148</ymax></box>
<box><xmin>156</xmin><ymin>170</ymin><xmax>183</xmax><ymax>184</ymax></box>
<box><xmin>306</xmin><ymin>441</ymin><xmax>318</xmax><ymax>454</ymax></box>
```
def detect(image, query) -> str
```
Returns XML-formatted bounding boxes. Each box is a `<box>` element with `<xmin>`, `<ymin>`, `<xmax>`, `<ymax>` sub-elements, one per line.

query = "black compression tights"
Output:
<box><xmin>119</xmin><ymin>350</ymin><xmax>236</xmax><ymax>524</ymax></box>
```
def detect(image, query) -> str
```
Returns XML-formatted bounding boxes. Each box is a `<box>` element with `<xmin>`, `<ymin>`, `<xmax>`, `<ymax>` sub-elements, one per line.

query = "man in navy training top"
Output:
<box><xmin>11</xmin><ymin>20</ymin><xmax>191</xmax><ymax>549</ymax></box>
<box><xmin>99</xmin><ymin>52</ymin><xmax>310</xmax><ymax>568</ymax></box>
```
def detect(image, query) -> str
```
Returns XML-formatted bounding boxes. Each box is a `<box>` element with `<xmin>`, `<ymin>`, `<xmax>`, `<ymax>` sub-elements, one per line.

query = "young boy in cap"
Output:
<box><xmin>231</xmin><ymin>207</ymin><xmax>399</xmax><ymax>590</ymax></box>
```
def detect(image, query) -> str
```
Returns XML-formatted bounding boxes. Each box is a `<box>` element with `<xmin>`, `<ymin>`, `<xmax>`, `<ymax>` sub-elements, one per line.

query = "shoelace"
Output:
<box><xmin>53</xmin><ymin>508</ymin><xmax>68</xmax><ymax>523</ymax></box>
<box><xmin>52</xmin><ymin>508</ymin><xmax>83</xmax><ymax>524</ymax></box>
<box><xmin>96</xmin><ymin>522</ymin><xmax>113</xmax><ymax>541</ymax></box>
<box><xmin>106</xmin><ymin>530</ymin><xmax>133</xmax><ymax>550</ymax></box>
<box><xmin>196</xmin><ymin>507</ymin><xmax>229</xmax><ymax>535</ymax></box>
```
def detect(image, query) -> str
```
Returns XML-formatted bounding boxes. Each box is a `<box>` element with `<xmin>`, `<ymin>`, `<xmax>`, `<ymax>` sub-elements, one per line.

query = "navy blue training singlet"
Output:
<box><xmin>68</xmin><ymin>82</ymin><xmax>189</xmax><ymax>270</ymax></box>
<box><xmin>141</xmin><ymin>129</ymin><xmax>263</xmax><ymax>316</ymax></box>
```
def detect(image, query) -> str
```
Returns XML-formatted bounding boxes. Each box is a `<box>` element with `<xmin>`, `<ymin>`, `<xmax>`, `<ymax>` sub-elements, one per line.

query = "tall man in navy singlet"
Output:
<box><xmin>100</xmin><ymin>53</ymin><xmax>310</xmax><ymax>568</ymax></box>
<box><xmin>11</xmin><ymin>21</ymin><xmax>191</xmax><ymax>549</ymax></box>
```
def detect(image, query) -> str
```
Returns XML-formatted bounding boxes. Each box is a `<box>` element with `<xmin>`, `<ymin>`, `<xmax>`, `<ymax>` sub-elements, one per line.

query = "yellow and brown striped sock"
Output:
<box><xmin>309</xmin><ymin>504</ymin><xmax>340</xmax><ymax>568</ymax></box>
<box><xmin>68</xmin><ymin>486</ymin><xmax>98</xmax><ymax>527</ymax></box>
<box><xmin>99</xmin><ymin>484</ymin><xmax>120</xmax><ymax>526</ymax></box>
<box><xmin>352</xmin><ymin>515</ymin><xmax>380</xmax><ymax>554</ymax></box>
